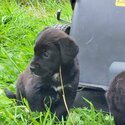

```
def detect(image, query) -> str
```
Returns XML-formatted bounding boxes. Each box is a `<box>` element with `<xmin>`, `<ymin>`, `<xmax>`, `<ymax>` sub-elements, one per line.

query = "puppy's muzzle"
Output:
<box><xmin>30</xmin><ymin>63</ymin><xmax>40</xmax><ymax>73</ymax></box>
<box><xmin>30</xmin><ymin>66</ymin><xmax>35</xmax><ymax>72</ymax></box>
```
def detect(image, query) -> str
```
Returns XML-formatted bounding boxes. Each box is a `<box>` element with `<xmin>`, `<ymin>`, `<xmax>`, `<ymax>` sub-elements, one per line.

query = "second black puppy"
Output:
<box><xmin>5</xmin><ymin>28</ymin><xmax>79</xmax><ymax>120</ymax></box>
<box><xmin>106</xmin><ymin>71</ymin><xmax>125</xmax><ymax>125</ymax></box>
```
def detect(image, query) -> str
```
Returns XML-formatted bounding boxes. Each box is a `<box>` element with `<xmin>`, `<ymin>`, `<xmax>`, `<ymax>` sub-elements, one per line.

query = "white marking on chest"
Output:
<box><xmin>52</xmin><ymin>84</ymin><xmax>72</xmax><ymax>92</ymax></box>
<box><xmin>52</xmin><ymin>85</ymin><xmax>65</xmax><ymax>92</ymax></box>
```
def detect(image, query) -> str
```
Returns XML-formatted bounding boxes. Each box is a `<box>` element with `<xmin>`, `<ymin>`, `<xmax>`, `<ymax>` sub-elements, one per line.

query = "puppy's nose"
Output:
<box><xmin>30</xmin><ymin>63</ymin><xmax>40</xmax><ymax>72</ymax></box>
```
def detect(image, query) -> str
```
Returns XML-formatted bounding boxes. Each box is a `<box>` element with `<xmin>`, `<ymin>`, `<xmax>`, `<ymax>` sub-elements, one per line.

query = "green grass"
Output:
<box><xmin>0</xmin><ymin>0</ymin><xmax>114</xmax><ymax>124</ymax></box>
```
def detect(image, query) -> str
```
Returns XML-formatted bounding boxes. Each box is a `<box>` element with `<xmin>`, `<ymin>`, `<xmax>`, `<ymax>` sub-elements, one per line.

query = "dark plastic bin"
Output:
<box><xmin>70</xmin><ymin>0</ymin><xmax>125</xmax><ymax>110</ymax></box>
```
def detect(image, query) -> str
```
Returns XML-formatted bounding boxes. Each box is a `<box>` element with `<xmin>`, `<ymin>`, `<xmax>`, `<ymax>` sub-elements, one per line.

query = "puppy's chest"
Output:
<box><xmin>31</xmin><ymin>78</ymin><xmax>62</xmax><ymax>94</ymax></box>
<box><xmin>25</xmin><ymin>74</ymin><xmax>69</xmax><ymax>99</ymax></box>
<box><xmin>39</xmin><ymin>84</ymin><xmax>64</xmax><ymax>96</ymax></box>
<box><xmin>39</xmin><ymin>85</ymin><xmax>63</xmax><ymax>104</ymax></box>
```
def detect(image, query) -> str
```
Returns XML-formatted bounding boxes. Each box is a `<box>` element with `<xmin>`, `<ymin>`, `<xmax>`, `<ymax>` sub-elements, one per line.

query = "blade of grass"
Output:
<box><xmin>1</xmin><ymin>47</ymin><xmax>21</xmax><ymax>73</ymax></box>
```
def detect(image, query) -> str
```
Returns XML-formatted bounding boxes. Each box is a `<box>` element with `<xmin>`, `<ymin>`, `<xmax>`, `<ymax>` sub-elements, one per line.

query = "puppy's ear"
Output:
<box><xmin>59</xmin><ymin>37</ymin><xmax>79</xmax><ymax>64</ymax></box>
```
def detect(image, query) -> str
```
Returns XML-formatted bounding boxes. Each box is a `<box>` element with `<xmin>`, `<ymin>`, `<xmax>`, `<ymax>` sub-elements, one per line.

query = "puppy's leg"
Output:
<box><xmin>4</xmin><ymin>88</ymin><xmax>16</xmax><ymax>99</ymax></box>
<box><xmin>53</xmin><ymin>88</ymin><xmax>76</xmax><ymax>120</ymax></box>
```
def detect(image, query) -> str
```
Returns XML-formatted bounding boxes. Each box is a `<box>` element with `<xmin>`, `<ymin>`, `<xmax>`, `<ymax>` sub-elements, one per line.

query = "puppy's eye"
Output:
<box><xmin>43</xmin><ymin>51</ymin><xmax>49</xmax><ymax>57</ymax></box>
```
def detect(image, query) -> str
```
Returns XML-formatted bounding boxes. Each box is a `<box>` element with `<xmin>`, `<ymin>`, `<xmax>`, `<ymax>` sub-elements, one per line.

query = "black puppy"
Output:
<box><xmin>70</xmin><ymin>0</ymin><xmax>76</xmax><ymax>10</ymax></box>
<box><xmin>5</xmin><ymin>28</ymin><xmax>79</xmax><ymax>120</ymax></box>
<box><xmin>105</xmin><ymin>71</ymin><xmax>125</xmax><ymax>125</ymax></box>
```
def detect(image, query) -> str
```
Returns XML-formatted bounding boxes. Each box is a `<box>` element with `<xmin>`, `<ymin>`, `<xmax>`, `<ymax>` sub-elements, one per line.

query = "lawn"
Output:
<box><xmin>0</xmin><ymin>0</ymin><xmax>114</xmax><ymax>124</ymax></box>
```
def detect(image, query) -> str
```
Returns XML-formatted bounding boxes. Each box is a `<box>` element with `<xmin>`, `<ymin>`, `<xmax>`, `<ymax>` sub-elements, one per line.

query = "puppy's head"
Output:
<box><xmin>30</xmin><ymin>28</ymin><xmax>79</xmax><ymax>78</ymax></box>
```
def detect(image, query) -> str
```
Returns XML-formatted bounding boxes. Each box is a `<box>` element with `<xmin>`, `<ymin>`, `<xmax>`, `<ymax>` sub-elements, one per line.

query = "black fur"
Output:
<box><xmin>4</xmin><ymin>28</ymin><xmax>79</xmax><ymax>120</ymax></box>
<box><xmin>70</xmin><ymin>0</ymin><xmax>76</xmax><ymax>10</ymax></box>
<box><xmin>106</xmin><ymin>71</ymin><xmax>125</xmax><ymax>125</ymax></box>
